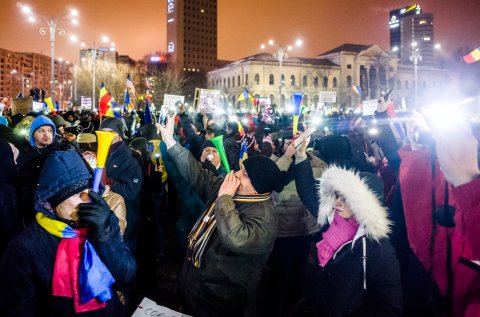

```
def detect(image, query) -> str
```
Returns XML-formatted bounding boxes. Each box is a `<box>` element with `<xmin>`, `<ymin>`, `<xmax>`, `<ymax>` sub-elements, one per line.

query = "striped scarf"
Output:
<box><xmin>36</xmin><ymin>213</ymin><xmax>115</xmax><ymax>313</ymax></box>
<box><xmin>187</xmin><ymin>193</ymin><xmax>271</xmax><ymax>268</ymax></box>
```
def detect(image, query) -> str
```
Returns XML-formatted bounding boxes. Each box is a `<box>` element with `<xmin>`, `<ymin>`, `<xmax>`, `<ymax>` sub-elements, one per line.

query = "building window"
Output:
<box><xmin>281</xmin><ymin>74</ymin><xmax>285</xmax><ymax>86</ymax></box>
<box><xmin>347</xmin><ymin>64</ymin><xmax>352</xmax><ymax>69</ymax></box>
<box><xmin>397</xmin><ymin>80</ymin><xmax>401</xmax><ymax>89</ymax></box>
<box><xmin>269</xmin><ymin>74</ymin><xmax>274</xmax><ymax>85</ymax></box>
<box><xmin>322</xmin><ymin>76</ymin><xmax>328</xmax><ymax>88</ymax></box>
<box><xmin>313</xmin><ymin>76</ymin><xmax>319</xmax><ymax>88</ymax></box>
<box><xmin>232</xmin><ymin>76</ymin><xmax>235</xmax><ymax>87</ymax></box>
<box><xmin>333</xmin><ymin>77</ymin><xmax>337</xmax><ymax>88</ymax></box>
<box><xmin>269</xmin><ymin>94</ymin><xmax>275</xmax><ymax>104</ymax></box>
<box><xmin>302</xmin><ymin>75</ymin><xmax>307</xmax><ymax>87</ymax></box>
<box><xmin>255</xmin><ymin>73</ymin><xmax>260</xmax><ymax>85</ymax></box>
<box><xmin>228</xmin><ymin>78</ymin><xmax>230</xmax><ymax>88</ymax></box>
<box><xmin>405</xmin><ymin>80</ymin><xmax>408</xmax><ymax>90</ymax></box>
<box><xmin>245</xmin><ymin>74</ymin><xmax>248</xmax><ymax>85</ymax></box>
<box><xmin>346</xmin><ymin>75</ymin><xmax>352</xmax><ymax>88</ymax></box>
<box><xmin>238</xmin><ymin>75</ymin><xmax>241</xmax><ymax>86</ymax></box>
<box><xmin>223</xmin><ymin>78</ymin><xmax>226</xmax><ymax>86</ymax></box>
<box><xmin>290</xmin><ymin>75</ymin><xmax>295</xmax><ymax>86</ymax></box>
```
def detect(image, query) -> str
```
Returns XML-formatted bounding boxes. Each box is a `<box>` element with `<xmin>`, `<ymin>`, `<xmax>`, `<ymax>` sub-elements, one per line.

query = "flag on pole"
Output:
<box><xmin>144</xmin><ymin>99</ymin><xmax>153</xmax><ymax>124</ymax></box>
<box><xmin>146</xmin><ymin>88</ymin><xmax>153</xmax><ymax>102</ymax></box>
<box><xmin>99</xmin><ymin>82</ymin><xmax>113</xmax><ymax>116</ymax></box>
<box><xmin>16</xmin><ymin>92</ymin><xmax>23</xmax><ymax>98</ymax></box>
<box><xmin>145</xmin><ymin>78</ymin><xmax>152</xmax><ymax>90</ymax></box>
<box><xmin>352</xmin><ymin>85</ymin><xmax>362</xmax><ymax>95</ymax></box>
<box><xmin>55</xmin><ymin>100</ymin><xmax>60</xmax><ymax>112</ymax></box>
<box><xmin>44</xmin><ymin>97</ymin><xmax>56</xmax><ymax>114</ymax></box>
<box><xmin>463</xmin><ymin>47</ymin><xmax>480</xmax><ymax>64</ymax></box>
<box><xmin>126</xmin><ymin>73</ymin><xmax>136</xmax><ymax>96</ymax></box>
<box><xmin>237</xmin><ymin>87</ymin><xmax>254</xmax><ymax>102</ymax></box>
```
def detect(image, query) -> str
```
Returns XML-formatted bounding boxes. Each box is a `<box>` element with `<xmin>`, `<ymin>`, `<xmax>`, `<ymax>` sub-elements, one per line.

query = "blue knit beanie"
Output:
<box><xmin>29</xmin><ymin>115</ymin><xmax>56</xmax><ymax>147</ymax></box>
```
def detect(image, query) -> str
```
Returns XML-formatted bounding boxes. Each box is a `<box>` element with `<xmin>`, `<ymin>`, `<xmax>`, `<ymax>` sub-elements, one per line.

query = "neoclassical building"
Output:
<box><xmin>207</xmin><ymin>43</ymin><xmax>448</xmax><ymax>110</ymax></box>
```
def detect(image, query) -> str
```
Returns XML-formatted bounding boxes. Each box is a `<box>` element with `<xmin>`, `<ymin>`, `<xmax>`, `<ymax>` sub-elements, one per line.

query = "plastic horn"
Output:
<box><xmin>210</xmin><ymin>135</ymin><xmax>231</xmax><ymax>174</ymax></box>
<box><xmin>292</xmin><ymin>92</ymin><xmax>304</xmax><ymax>139</ymax></box>
<box><xmin>92</xmin><ymin>131</ymin><xmax>116</xmax><ymax>193</ymax></box>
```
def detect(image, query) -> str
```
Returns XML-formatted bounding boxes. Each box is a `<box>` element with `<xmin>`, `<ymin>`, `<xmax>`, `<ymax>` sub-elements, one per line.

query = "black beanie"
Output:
<box><xmin>201</xmin><ymin>140</ymin><xmax>215</xmax><ymax>152</ymax></box>
<box><xmin>243</xmin><ymin>155</ymin><xmax>289</xmax><ymax>194</ymax></box>
<box><xmin>315</xmin><ymin>135</ymin><xmax>352</xmax><ymax>165</ymax></box>
<box><xmin>100</xmin><ymin>117</ymin><xmax>125</xmax><ymax>138</ymax></box>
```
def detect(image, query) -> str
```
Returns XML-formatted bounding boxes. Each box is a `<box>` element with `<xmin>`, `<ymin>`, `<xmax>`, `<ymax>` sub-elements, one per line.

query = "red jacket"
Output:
<box><xmin>398</xmin><ymin>146</ymin><xmax>480</xmax><ymax>316</ymax></box>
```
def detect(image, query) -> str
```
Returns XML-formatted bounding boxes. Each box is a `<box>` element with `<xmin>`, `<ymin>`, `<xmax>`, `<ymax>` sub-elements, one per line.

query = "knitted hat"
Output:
<box><xmin>48</xmin><ymin>115</ymin><xmax>68</xmax><ymax>128</ymax></box>
<box><xmin>139</xmin><ymin>123</ymin><xmax>159</xmax><ymax>141</ymax></box>
<box><xmin>0</xmin><ymin>116</ymin><xmax>8</xmax><ymax>127</ymax></box>
<box><xmin>77</xmin><ymin>133</ymin><xmax>97</xmax><ymax>144</ymax></box>
<box><xmin>29</xmin><ymin>115</ymin><xmax>56</xmax><ymax>147</ymax></box>
<box><xmin>314</xmin><ymin>135</ymin><xmax>352</xmax><ymax>166</ymax></box>
<box><xmin>100</xmin><ymin>117</ymin><xmax>126</xmax><ymax>138</ymax></box>
<box><xmin>243</xmin><ymin>155</ymin><xmax>289</xmax><ymax>194</ymax></box>
<box><xmin>35</xmin><ymin>150</ymin><xmax>91</xmax><ymax>211</ymax></box>
<box><xmin>201</xmin><ymin>140</ymin><xmax>216</xmax><ymax>152</ymax></box>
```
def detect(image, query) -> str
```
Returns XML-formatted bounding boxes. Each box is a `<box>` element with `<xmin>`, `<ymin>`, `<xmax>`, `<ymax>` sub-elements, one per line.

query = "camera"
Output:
<box><xmin>64</xmin><ymin>125</ymin><xmax>83</xmax><ymax>135</ymax></box>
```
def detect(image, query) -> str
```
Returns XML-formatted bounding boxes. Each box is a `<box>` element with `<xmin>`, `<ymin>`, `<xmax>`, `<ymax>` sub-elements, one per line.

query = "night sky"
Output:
<box><xmin>1</xmin><ymin>0</ymin><xmax>479</xmax><ymax>64</ymax></box>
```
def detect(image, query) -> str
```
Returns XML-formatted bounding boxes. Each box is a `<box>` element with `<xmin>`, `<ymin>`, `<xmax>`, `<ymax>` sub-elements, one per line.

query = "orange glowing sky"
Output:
<box><xmin>1</xmin><ymin>0</ymin><xmax>479</xmax><ymax>64</ymax></box>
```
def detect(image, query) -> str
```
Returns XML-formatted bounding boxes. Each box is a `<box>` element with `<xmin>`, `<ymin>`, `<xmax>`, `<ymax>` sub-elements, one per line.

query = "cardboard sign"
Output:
<box><xmin>32</xmin><ymin>101</ymin><xmax>44</xmax><ymax>112</ymax></box>
<box><xmin>163</xmin><ymin>94</ymin><xmax>185</xmax><ymax>107</ymax></box>
<box><xmin>362</xmin><ymin>99</ymin><xmax>378</xmax><ymax>116</ymax></box>
<box><xmin>132</xmin><ymin>297</ymin><xmax>192</xmax><ymax>317</ymax></box>
<box><xmin>194</xmin><ymin>88</ymin><xmax>220</xmax><ymax>112</ymax></box>
<box><xmin>81</xmin><ymin>96</ymin><xmax>93</xmax><ymax>110</ymax></box>
<box><xmin>11</xmin><ymin>97</ymin><xmax>33</xmax><ymax>115</ymax></box>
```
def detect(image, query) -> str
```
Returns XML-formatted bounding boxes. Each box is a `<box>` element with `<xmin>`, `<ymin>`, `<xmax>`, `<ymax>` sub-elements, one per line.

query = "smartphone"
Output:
<box><xmin>160</xmin><ymin>105</ymin><xmax>169</xmax><ymax>126</ymax></box>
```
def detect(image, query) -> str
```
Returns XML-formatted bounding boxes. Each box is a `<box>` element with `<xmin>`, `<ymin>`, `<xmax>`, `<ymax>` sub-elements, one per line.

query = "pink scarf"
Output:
<box><xmin>316</xmin><ymin>212</ymin><xmax>360</xmax><ymax>267</ymax></box>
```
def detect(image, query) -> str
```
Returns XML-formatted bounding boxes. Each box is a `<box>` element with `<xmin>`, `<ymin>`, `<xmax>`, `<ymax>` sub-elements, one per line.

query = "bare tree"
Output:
<box><xmin>148</xmin><ymin>67</ymin><xmax>189</xmax><ymax>108</ymax></box>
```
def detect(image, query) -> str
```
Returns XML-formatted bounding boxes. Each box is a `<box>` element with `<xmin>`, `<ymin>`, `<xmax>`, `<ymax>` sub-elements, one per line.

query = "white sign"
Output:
<box><xmin>132</xmin><ymin>297</ymin><xmax>192</xmax><ymax>317</ymax></box>
<box><xmin>362</xmin><ymin>99</ymin><xmax>378</xmax><ymax>116</ymax></box>
<box><xmin>319</xmin><ymin>91</ymin><xmax>336</xmax><ymax>103</ymax></box>
<box><xmin>81</xmin><ymin>96</ymin><xmax>93</xmax><ymax>110</ymax></box>
<box><xmin>196</xmin><ymin>88</ymin><xmax>220</xmax><ymax>112</ymax></box>
<box><xmin>33</xmin><ymin>101</ymin><xmax>44</xmax><ymax>112</ymax></box>
<box><xmin>167</xmin><ymin>0</ymin><xmax>175</xmax><ymax>14</ymax></box>
<box><xmin>163</xmin><ymin>94</ymin><xmax>185</xmax><ymax>107</ymax></box>
<box><xmin>168</xmin><ymin>42</ymin><xmax>175</xmax><ymax>53</ymax></box>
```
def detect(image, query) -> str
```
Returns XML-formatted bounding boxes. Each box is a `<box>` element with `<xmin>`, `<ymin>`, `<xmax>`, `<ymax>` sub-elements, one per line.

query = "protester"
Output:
<box><xmin>158</xmin><ymin>112</ymin><xmax>289</xmax><ymax>316</ymax></box>
<box><xmin>0</xmin><ymin>150</ymin><xmax>136</xmax><ymax>316</ymax></box>
<box><xmin>293</xmin><ymin>136</ymin><xmax>402</xmax><ymax>316</ymax></box>
<box><xmin>100</xmin><ymin>117</ymin><xmax>143</xmax><ymax>252</ymax></box>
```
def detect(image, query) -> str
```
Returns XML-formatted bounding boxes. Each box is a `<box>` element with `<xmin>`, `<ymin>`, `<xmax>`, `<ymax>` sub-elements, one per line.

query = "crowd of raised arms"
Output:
<box><xmin>0</xmin><ymin>97</ymin><xmax>479</xmax><ymax>317</ymax></box>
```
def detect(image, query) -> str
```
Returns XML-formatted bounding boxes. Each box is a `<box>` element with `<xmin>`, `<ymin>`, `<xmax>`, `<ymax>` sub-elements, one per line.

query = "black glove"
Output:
<box><xmin>77</xmin><ymin>191</ymin><xmax>118</xmax><ymax>243</ymax></box>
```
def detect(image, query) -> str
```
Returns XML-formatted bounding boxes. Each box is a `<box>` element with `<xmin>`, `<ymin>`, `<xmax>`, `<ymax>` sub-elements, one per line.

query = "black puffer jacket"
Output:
<box><xmin>105</xmin><ymin>141</ymin><xmax>143</xmax><ymax>252</ymax></box>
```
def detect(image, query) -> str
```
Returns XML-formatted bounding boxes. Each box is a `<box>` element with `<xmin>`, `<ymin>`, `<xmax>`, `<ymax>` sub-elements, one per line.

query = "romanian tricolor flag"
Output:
<box><xmin>463</xmin><ymin>48</ymin><xmax>480</xmax><ymax>64</ymax></box>
<box><xmin>146</xmin><ymin>88</ymin><xmax>153</xmax><ymax>102</ymax></box>
<box><xmin>238</xmin><ymin>87</ymin><xmax>254</xmax><ymax>103</ymax></box>
<box><xmin>352</xmin><ymin>85</ymin><xmax>362</xmax><ymax>95</ymax></box>
<box><xmin>44</xmin><ymin>97</ymin><xmax>56</xmax><ymax>114</ymax></box>
<box><xmin>237</xmin><ymin>121</ymin><xmax>245</xmax><ymax>137</ymax></box>
<box><xmin>99</xmin><ymin>83</ymin><xmax>114</xmax><ymax>117</ymax></box>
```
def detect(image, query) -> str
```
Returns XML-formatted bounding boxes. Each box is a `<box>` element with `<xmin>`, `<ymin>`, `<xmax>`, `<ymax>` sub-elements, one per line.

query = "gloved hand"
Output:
<box><xmin>77</xmin><ymin>191</ymin><xmax>117</xmax><ymax>243</ymax></box>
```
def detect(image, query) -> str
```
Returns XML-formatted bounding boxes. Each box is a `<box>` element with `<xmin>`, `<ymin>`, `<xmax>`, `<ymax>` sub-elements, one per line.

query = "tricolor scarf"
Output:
<box><xmin>36</xmin><ymin>213</ymin><xmax>115</xmax><ymax>313</ymax></box>
<box><xmin>316</xmin><ymin>212</ymin><xmax>360</xmax><ymax>267</ymax></box>
<box><xmin>187</xmin><ymin>193</ymin><xmax>272</xmax><ymax>268</ymax></box>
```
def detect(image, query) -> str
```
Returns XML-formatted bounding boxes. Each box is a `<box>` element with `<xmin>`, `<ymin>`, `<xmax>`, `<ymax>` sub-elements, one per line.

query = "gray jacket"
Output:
<box><xmin>272</xmin><ymin>152</ymin><xmax>327</xmax><ymax>237</ymax></box>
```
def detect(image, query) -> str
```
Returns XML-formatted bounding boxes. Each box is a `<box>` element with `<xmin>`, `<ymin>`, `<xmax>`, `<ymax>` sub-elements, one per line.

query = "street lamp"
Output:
<box><xmin>260</xmin><ymin>38</ymin><xmax>303</xmax><ymax>111</ymax></box>
<box><xmin>70</xmin><ymin>35</ymin><xmax>115</xmax><ymax>110</ymax></box>
<box><xmin>18</xmin><ymin>2</ymin><xmax>78</xmax><ymax>102</ymax></box>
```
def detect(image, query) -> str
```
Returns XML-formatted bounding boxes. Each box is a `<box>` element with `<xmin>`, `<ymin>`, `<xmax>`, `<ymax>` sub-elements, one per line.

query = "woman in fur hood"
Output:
<box><xmin>293</xmin><ymin>156</ymin><xmax>403</xmax><ymax>316</ymax></box>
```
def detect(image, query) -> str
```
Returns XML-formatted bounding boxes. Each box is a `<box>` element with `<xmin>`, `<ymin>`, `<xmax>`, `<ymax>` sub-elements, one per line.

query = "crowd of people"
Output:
<box><xmin>0</xmin><ymin>98</ymin><xmax>478</xmax><ymax>317</ymax></box>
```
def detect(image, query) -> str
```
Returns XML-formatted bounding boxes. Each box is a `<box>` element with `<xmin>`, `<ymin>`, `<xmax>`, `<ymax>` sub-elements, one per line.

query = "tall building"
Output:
<box><xmin>389</xmin><ymin>4</ymin><xmax>435</xmax><ymax>65</ymax></box>
<box><xmin>166</xmin><ymin>0</ymin><xmax>224</xmax><ymax>73</ymax></box>
<box><xmin>0</xmin><ymin>48</ymin><xmax>71</xmax><ymax>99</ymax></box>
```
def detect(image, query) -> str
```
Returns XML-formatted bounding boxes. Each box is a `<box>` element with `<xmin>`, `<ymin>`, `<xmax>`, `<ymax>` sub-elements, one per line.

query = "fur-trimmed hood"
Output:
<box><xmin>318</xmin><ymin>165</ymin><xmax>391</xmax><ymax>241</ymax></box>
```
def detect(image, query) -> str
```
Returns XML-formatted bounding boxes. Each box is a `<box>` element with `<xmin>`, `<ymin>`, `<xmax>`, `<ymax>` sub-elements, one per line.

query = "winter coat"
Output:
<box><xmin>105</xmin><ymin>141</ymin><xmax>143</xmax><ymax>252</ymax></box>
<box><xmin>167</xmin><ymin>143</ymin><xmax>277</xmax><ymax>316</ymax></box>
<box><xmin>0</xmin><ymin>222</ymin><xmax>134</xmax><ymax>317</ymax></box>
<box><xmin>160</xmin><ymin>141</ymin><xmax>205</xmax><ymax>248</ymax></box>
<box><xmin>273</xmin><ymin>152</ymin><xmax>326</xmax><ymax>237</ymax></box>
<box><xmin>398</xmin><ymin>147</ymin><xmax>480</xmax><ymax>316</ymax></box>
<box><xmin>294</xmin><ymin>161</ymin><xmax>402</xmax><ymax>316</ymax></box>
<box><xmin>179</xmin><ymin>112</ymin><xmax>204</xmax><ymax>160</ymax></box>
<box><xmin>15</xmin><ymin>141</ymin><xmax>74</xmax><ymax>225</ymax></box>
